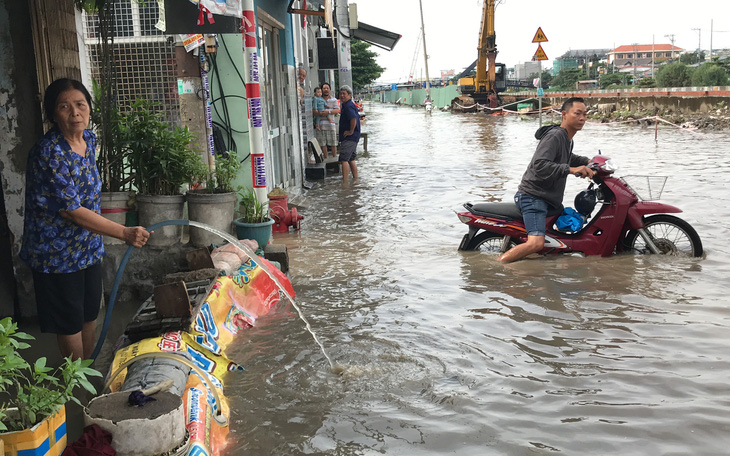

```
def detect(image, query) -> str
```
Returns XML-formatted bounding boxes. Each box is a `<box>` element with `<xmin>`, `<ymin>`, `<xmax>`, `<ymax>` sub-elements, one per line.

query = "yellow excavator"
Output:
<box><xmin>451</xmin><ymin>0</ymin><xmax>506</xmax><ymax>113</ymax></box>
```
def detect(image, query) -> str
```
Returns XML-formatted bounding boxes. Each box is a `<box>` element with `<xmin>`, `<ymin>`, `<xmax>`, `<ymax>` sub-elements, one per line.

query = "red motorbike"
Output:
<box><xmin>457</xmin><ymin>154</ymin><xmax>703</xmax><ymax>257</ymax></box>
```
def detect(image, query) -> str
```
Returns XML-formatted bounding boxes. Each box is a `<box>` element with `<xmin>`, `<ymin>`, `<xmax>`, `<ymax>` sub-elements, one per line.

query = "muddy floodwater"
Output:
<box><xmin>226</xmin><ymin>103</ymin><xmax>730</xmax><ymax>455</ymax></box>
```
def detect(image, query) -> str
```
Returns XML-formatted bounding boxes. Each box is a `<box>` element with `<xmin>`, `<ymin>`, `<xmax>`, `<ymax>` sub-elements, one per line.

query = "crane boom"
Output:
<box><xmin>475</xmin><ymin>0</ymin><xmax>497</xmax><ymax>95</ymax></box>
<box><xmin>451</xmin><ymin>0</ymin><xmax>505</xmax><ymax>112</ymax></box>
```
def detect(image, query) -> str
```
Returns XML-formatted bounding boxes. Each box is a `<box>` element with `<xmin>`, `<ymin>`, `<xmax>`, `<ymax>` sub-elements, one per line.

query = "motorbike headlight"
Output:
<box><xmin>601</xmin><ymin>159</ymin><xmax>619</xmax><ymax>173</ymax></box>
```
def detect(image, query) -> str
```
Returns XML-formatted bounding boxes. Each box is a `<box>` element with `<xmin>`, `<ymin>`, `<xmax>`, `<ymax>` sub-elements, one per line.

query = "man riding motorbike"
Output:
<box><xmin>499</xmin><ymin>97</ymin><xmax>596</xmax><ymax>263</ymax></box>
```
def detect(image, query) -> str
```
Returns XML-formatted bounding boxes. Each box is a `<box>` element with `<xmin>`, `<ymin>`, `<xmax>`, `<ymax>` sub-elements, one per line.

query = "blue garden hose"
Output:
<box><xmin>90</xmin><ymin>219</ymin><xmax>190</xmax><ymax>362</ymax></box>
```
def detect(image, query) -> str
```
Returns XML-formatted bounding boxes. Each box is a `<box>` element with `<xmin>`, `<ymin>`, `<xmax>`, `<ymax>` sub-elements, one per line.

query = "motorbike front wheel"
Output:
<box><xmin>624</xmin><ymin>215</ymin><xmax>703</xmax><ymax>257</ymax></box>
<box><xmin>464</xmin><ymin>231</ymin><xmax>519</xmax><ymax>254</ymax></box>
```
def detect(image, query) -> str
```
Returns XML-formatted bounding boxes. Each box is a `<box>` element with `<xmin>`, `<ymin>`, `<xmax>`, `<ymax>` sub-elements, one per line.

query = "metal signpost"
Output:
<box><xmin>532</xmin><ymin>27</ymin><xmax>548</xmax><ymax>127</ymax></box>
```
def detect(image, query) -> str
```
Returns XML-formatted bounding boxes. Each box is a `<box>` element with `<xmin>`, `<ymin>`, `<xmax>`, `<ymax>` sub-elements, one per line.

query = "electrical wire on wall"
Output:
<box><xmin>208</xmin><ymin>35</ymin><xmax>252</xmax><ymax>164</ymax></box>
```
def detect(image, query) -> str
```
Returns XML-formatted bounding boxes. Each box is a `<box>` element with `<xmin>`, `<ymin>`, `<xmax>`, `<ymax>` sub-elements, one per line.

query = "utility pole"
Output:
<box><xmin>692</xmin><ymin>27</ymin><xmax>701</xmax><ymax>62</ymax></box>
<box><xmin>651</xmin><ymin>35</ymin><xmax>655</xmax><ymax>78</ymax></box>
<box><xmin>418</xmin><ymin>0</ymin><xmax>431</xmax><ymax>96</ymax></box>
<box><xmin>336</xmin><ymin>0</ymin><xmax>353</xmax><ymax>89</ymax></box>
<box><xmin>664</xmin><ymin>33</ymin><xmax>676</xmax><ymax>60</ymax></box>
<box><xmin>709</xmin><ymin>19</ymin><xmax>713</xmax><ymax>61</ymax></box>
<box><xmin>632</xmin><ymin>43</ymin><xmax>637</xmax><ymax>84</ymax></box>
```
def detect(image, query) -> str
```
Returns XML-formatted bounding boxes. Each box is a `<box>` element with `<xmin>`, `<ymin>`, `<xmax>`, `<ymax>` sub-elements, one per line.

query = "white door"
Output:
<box><xmin>258</xmin><ymin>21</ymin><xmax>292</xmax><ymax>189</ymax></box>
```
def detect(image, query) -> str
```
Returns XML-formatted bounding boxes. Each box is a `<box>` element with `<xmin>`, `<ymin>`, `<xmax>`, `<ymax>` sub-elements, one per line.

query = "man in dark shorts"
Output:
<box><xmin>498</xmin><ymin>97</ymin><xmax>595</xmax><ymax>263</ymax></box>
<box><xmin>338</xmin><ymin>85</ymin><xmax>361</xmax><ymax>183</ymax></box>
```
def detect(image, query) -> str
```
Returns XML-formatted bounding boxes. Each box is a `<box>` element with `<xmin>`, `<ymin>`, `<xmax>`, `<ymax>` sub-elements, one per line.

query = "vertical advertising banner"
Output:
<box><xmin>242</xmin><ymin>1</ymin><xmax>267</xmax><ymax>198</ymax></box>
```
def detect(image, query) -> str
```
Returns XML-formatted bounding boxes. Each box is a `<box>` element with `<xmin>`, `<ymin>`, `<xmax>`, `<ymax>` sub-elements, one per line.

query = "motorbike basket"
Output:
<box><xmin>619</xmin><ymin>175</ymin><xmax>668</xmax><ymax>201</ymax></box>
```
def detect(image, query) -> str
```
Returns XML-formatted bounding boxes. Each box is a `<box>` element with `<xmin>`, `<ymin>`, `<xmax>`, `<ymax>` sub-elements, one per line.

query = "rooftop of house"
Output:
<box><xmin>609</xmin><ymin>44</ymin><xmax>684</xmax><ymax>53</ymax></box>
<box><xmin>559</xmin><ymin>49</ymin><xmax>611</xmax><ymax>59</ymax></box>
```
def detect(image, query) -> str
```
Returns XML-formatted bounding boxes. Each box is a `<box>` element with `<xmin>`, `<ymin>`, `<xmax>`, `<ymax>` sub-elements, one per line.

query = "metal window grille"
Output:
<box><xmin>138</xmin><ymin>1</ymin><xmax>163</xmax><ymax>37</ymax></box>
<box><xmin>82</xmin><ymin>0</ymin><xmax>179</xmax><ymax>125</ymax></box>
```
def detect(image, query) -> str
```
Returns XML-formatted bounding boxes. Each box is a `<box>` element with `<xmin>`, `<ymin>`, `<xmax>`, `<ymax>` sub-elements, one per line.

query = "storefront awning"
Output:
<box><xmin>352</xmin><ymin>22</ymin><xmax>401</xmax><ymax>51</ymax></box>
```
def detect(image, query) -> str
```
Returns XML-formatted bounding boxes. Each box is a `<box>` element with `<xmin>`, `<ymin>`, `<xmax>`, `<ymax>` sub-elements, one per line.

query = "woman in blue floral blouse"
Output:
<box><xmin>20</xmin><ymin>78</ymin><xmax>151</xmax><ymax>360</ymax></box>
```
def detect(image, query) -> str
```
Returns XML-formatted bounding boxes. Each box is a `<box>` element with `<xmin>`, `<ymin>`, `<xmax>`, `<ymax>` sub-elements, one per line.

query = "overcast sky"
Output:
<box><xmin>354</xmin><ymin>0</ymin><xmax>730</xmax><ymax>83</ymax></box>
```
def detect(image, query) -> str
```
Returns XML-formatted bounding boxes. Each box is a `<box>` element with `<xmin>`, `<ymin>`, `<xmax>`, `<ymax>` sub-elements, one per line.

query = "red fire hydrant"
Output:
<box><xmin>270</xmin><ymin>194</ymin><xmax>303</xmax><ymax>233</ymax></box>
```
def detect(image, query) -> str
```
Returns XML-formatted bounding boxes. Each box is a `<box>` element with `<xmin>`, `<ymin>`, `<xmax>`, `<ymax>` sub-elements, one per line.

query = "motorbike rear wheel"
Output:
<box><xmin>624</xmin><ymin>215</ymin><xmax>703</xmax><ymax>257</ymax></box>
<box><xmin>464</xmin><ymin>231</ymin><xmax>518</xmax><ymax>254</ymax></box>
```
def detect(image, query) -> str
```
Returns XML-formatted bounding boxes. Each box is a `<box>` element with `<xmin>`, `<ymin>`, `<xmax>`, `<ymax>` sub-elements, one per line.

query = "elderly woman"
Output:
<box><xmin>20</xmin><ymin>78</ymin><xmax>150</xmax><ymax>360</ymax></box>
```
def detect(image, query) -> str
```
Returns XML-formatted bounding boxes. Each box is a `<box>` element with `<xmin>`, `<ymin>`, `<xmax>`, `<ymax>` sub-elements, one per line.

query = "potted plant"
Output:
<box><xmin>0</xmin><ymin>318</ymin><xmax>101</xmax><ymax>455</ymax></box>
<box><xmin>186</xmin><ymin>151</ymin><xmax>242</xmax><ymax>247</ymax></box>
<box><xmin>122</xmin><ymin>98</ymin><xmax>202</xmax><ymax>246</ymax></box>
<box><xmin>91</xmin><ymin>81</ymin><xmax>134</xmax><ymax>245</ymax></box>
<box><xmin>233</xmin><ymin>187</ymin><xmax>274</xmax><ymax>250</ymax></box>
<box><xmin>76</xmin><ymin>0</ymin><xmax>135</xmax><ymax>245</ymax></box>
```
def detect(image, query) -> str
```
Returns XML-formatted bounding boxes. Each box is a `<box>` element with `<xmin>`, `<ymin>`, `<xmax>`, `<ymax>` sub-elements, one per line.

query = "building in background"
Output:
<box><xmin>0</xmin><ymin>0</ymin><xmax>314</xmax><ymax>318</ymax></box>
<box><xmin>514</xmin><ymin>61</ymin><xmax>542</xmax><ymax>80</ymax></box>
<box><xmin>0</xmin><ymin>0</ymin><xmax>398</xmax><ymax>320</ymax></box>
<box><xmin>608</xmin><ymin>44</ymin><xmax>683</xmax><ymax>68</ymax></box>
<box><xmin>559</xmin><ymin>49</ymin><xmax>610</xmax><ymax>66</ymax></box>
<box><xmin>552</xmin><ymin>58</ymin><xmax>578</xmax><ymax>76</ymax></box>
<box><xmin>552</xmin><ymin>49</ymin><xmax>610</xmax><ymax>76</ymax></box>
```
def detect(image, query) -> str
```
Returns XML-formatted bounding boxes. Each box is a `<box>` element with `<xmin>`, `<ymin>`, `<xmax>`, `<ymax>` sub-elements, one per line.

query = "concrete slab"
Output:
<box><xmin>324</xmin><ymin>157</ymin><xmax>340</xmax><ymax>173</ymax></box>
<box><xmin>305</xmin><ymin>163</ymin><xmax>326</xmax><ymax>180</ymax></box>
<box><xmin>264</xmin><ymin>244</ymin><xmax>289</xmax><ymax>273</ymax></box>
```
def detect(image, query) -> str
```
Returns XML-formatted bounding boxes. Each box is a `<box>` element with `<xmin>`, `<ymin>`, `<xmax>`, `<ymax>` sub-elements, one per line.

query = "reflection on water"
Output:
<box><xmin>225</xmin><ymin>104</ymin><xmax>730</xmax><ymax>455</ymax></box>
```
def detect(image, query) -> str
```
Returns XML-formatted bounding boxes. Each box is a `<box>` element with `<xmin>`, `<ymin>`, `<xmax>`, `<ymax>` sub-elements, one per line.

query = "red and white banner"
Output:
<box><xmin>242</xmin><ymin>0</ymin><xmax>268</xmax><ymax>202</ymax></box>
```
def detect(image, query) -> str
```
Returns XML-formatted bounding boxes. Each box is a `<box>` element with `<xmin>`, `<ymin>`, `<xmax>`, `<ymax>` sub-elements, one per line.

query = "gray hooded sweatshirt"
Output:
<box><xmin>517</xmin><ymin>125</ymin><xmax>590</xmax><ymax>209</ymax></box>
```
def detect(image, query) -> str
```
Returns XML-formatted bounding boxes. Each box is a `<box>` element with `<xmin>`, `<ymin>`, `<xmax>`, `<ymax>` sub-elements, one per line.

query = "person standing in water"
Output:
<box><xmin>317</xmin><ymin>82</ymin><xmax>340</xmax><ymax>161</ymax></box>
<box><xmin>338</xmin><ymin>85</ymin><xmax>361</xmax><ymax>183</ymax></box>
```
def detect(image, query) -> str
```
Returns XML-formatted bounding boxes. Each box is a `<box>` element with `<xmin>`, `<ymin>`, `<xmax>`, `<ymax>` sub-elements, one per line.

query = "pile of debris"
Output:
<box><xmin>587</xmin><ymin>102</ymin><xmax>730</xmax><ymax>131</ymax></box>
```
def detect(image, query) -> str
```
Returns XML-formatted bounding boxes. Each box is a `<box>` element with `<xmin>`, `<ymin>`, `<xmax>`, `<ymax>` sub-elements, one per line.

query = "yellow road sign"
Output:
<box><xmin>532</xmin><ymin>27</ymin><xmax>548</xmax><ymax>43</ymax></box>
<box><xmin>534</xmin><ymin>44</ymin><xmax>548</xmax><ymax>61</ymax></box>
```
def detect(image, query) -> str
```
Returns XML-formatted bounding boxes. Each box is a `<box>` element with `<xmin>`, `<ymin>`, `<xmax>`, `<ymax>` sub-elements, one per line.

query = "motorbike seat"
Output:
<box><xmin>466</xmin><ymin>202</ymin><xmax>563</xmax><ymax>221</ymax></box>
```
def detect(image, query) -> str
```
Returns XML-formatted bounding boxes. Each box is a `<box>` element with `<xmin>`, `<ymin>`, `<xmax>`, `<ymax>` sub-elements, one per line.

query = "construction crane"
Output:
<box><xmin>451</xmin><ymin>0</ymin><xmax>506</xmax><ymax>112</ymax></box>
<box><xmin>408</xmin><ymin>30</ymin><xmax>422</xmax><ymax>84</ymax></box>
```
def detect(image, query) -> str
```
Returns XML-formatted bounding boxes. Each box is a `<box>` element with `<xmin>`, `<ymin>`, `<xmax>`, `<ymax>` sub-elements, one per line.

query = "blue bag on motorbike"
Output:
<box><xmin>556</xmin><ymin>207</ymin><xmax>584</xmax><ymax>232</ymax></box>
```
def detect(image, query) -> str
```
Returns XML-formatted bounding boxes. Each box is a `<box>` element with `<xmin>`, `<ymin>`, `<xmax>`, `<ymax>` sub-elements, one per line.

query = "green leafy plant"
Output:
<box><xmin>122</xmin><ymin>99</ymin><xmax>202</xmax><ymax>195</ymax></box>
<box><xmin>0</xmin><ymin>318</ymin><xmax>101</xmax><ymax>432</ymax></box>
<box><xmin>214</xmin><ymin>152</ymin><xmax>242</xmax><ymax>193</ymax></box>
<box><xmin>236</xmin><ymin>187</ymin><xmax>270</xmax><ymax>224</ymax></box>
<box><xmin>91</xmin><ymin>80</ymin><xmax>130</xmax><ymax>193</ymax></box>
<box><xmin>193</xmin><ymin>151</ymin><xmax>242</xmax><ymax>194</ymax></box>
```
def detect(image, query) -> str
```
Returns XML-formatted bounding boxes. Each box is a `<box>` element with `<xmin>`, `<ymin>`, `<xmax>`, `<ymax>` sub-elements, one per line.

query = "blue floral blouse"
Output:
<box><xmin>20</xmin><ymin>126</ymin><xmax>104</xmax><ymax>273</ymax></box>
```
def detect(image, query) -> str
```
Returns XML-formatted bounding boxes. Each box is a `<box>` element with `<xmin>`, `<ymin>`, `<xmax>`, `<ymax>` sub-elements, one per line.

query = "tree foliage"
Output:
<box><xmin>599</xmin><ymin>73</ymin><xmax>624</xmax><ymax>88</ymax></box>
<box><xmin>350</xmin><ymin>39</ymin><xmax>385</xmax><ymax>90</ymax></box>
<box><xmin>679</xmin><ymin>51</ymin><xmax>705</xmax><ymax>65</ymax></box>
<box><xmin>690</xmin><ymin>63</ymin><xmax>729</xmax><ymax>86</ymax></box>
<box><xmin>636</xmin><ymin>77</ymin><xmax>656</xmax><ymax>88</ymax></box>
<box><xmin>550</xmin><ymin>68</ymin><xmax>582</xmax><ymax>90</ymax></box>
<box><xmin>656</xmin><ymin>62</ymin><xmax>693</xmax><ymax>87</ymax></box>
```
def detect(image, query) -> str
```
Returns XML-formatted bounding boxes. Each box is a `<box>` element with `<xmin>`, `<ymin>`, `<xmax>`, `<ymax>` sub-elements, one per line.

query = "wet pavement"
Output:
<box><xmin>225</xmin><ymin>103</ymin><xmax>730</xmax><ymax>455</ymax></box>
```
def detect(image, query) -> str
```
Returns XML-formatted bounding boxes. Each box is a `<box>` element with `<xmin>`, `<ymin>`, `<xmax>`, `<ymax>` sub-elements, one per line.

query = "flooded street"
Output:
<box><xmin>226</xmin><ymin>104</ymin><xmax>730</xmax><ymax>455</ymax></box>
